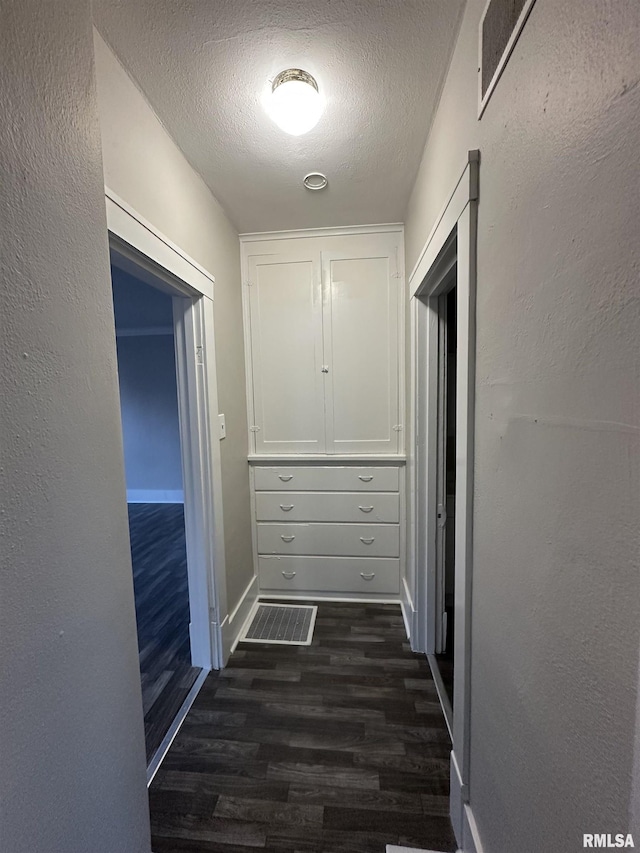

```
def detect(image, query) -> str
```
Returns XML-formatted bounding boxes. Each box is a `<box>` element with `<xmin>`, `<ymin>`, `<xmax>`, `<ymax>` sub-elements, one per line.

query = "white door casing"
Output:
<box><xmin>106</xmin><ymin>188</ymin><xmax>227</xmax><ymax>672</ymax></box>
<box><xmin>408</xmin><ymin>151</ymin><xmax>479</xmax><ymax>851</ymax></box>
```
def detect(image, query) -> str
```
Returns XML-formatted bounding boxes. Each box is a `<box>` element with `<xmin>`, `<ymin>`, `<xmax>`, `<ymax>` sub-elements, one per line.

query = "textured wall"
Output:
<box><xmin>405</xmin><ymin>1</ymin><xmax>640</xmax><ymax>850</ymax></box>
<box><xmin>0</xmin><ymin>2</ymin><xmax>151</xmax><ymax>851</ymax></box>
<box><xmin>93</xmin><ymin>31</ymin><xmax>254</xmax><ymax>613</ymax></box>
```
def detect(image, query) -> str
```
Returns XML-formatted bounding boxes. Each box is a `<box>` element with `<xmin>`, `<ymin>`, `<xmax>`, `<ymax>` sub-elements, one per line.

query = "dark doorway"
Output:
<box><xmin>433</xmin><ymin>284</ymin><xmax>457</xmax><ymax>713</ymax></box>
<box><xmin>111</xmin><ymin>262</ymin><xmax>201</xmax><ymax>762</ymax></box>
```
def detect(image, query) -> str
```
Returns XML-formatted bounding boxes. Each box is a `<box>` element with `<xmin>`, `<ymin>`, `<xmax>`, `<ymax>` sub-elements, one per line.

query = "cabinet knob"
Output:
<box><xmin>360</xmin><ymin>537</ymin><xmax>375</xmax><ymax>545</ymax></box>
<box><xmin>358</xmin><ymin>475</ymin><xmax>374</xmax><ymax>482</ymax></box>
<box><xmin>281</xmin><ymin>535</ymin><xmax>296</xmax><ymax>542</ymax></box>
<box><xmin>358</xmin><ymin>505</ymin><xmax>374</xmax><ymax>513</ymax></box>
<box><xmin>360</xmin><ymin>572</ymin><xmax>376</xmax><ymax>581</ymax></box>
<box><xmin>278</xmin><ymin>474</ymin><xmax>293</xmax><ymax>481</ymax></box>
<box><xmin>279</xmin><ymin>504</ymin><xmax>295</xmax><ymax>511</ymax></box>
<box><xmin>282</xmin><ymin>571</ymin><xmax>296</xmax><ymax>579</ymax></box>
<box><xmin>321</xmin><ymin>365</ymin><xmax>329</xmax><ymax>373</ymax></box>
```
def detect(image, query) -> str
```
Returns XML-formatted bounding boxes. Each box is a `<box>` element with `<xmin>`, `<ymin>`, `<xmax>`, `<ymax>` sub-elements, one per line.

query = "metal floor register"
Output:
<box><xmin>240</xmin><ymin>604</ymin><xmax>318</xmax><ymax>646</ymax></box>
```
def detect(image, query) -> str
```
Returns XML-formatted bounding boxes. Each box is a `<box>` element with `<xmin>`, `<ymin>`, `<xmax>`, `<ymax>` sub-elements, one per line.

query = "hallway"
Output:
<box><xmin>149</xmin><ymin>603</ymin><xmax>456</xmax><ymax>852</ymax></box>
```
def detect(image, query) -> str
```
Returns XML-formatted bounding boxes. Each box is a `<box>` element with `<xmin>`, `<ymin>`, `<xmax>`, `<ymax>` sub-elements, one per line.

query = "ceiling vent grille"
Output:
<box><xmin>479</xmin><ymin>0</ymin><xmax>538</xmax><ymax>116</ymax></box>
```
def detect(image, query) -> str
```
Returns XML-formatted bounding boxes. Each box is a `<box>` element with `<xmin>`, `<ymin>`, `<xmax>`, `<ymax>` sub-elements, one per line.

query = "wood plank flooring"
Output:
<box><xmin>128</xmin><ymin>503</ymin><xmax>201</xmax><ymax>761</ymax></box>
<box><xmin>149</xmin><ymin>602</ymin><xmax>456</xmax><ymax>852</ymax></box>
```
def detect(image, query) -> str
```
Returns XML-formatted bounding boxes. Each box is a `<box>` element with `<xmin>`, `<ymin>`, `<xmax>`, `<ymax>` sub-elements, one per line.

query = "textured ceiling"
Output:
<box><xmin>94</xmin><ymin>0</ymin><xmax>464</xmax><ymax>233</ymax></box>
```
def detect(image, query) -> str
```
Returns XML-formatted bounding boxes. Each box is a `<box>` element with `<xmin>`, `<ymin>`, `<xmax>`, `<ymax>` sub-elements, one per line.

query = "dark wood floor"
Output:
<box><xmin>149</xmin><ymin>601</ymin><xmax>456</xmax><ymax>853</ymax></box>
<box><xmin>128</xmin><ymin>503</ymin><xmax>201</xmax><ymax>762</ymax></box>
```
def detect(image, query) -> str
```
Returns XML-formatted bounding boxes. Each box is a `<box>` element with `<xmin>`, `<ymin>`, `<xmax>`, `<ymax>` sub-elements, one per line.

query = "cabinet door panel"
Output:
<box><xmin>323</xmin><ymin>247</ymin><xmax>399</xmax><ymax>454</ymax></box>
<box><xmin>248</xmin><ymin>252</ymin><xmax>325</xmax><ymax>453</ymax></box>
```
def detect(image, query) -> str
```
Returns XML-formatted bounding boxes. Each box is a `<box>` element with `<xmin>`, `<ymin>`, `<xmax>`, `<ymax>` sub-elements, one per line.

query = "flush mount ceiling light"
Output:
<box><xmin>303</xmin><ymin>172</ymin><xmax>328</xmax><ymax>191</ymax></box>
<box><xmin>267</xmin><ymin>69</ymin><xmax>324</xmax><ymax>136</ymax></box>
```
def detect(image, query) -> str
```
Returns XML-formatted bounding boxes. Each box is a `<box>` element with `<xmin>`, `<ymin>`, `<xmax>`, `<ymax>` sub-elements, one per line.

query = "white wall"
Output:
<box><xmin>405</xmin><ymin>1</ymin><xmax>640</xmax><ymax>850</ymax></box>
<box><xmin>0</xmin><ymin>3</ymin><xmax>151</xmax><ymax>851</ymax></box>
<box><xmin>93</xmin><ymin>30</ymin><xmax>254</xmax><ymax>613</ymax></box>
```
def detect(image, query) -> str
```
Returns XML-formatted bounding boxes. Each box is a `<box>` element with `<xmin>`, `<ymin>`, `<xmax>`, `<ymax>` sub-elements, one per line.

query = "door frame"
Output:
<box><xmin>106</xmin><ymin>188</ymin><xmax>227</xmax><ymax>673</ymax></box>
<box><xmin>407</xmin><ymin>151</ymin><xmax>479</xmax><ymax>850</ymax></box>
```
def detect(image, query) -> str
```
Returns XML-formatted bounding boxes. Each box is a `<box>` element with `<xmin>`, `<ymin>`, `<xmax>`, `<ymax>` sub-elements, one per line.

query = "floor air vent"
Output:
<box><xmin>240</xmin><ymin>604</ymin><xmax>317</xmax><ymax>646</ymax></box>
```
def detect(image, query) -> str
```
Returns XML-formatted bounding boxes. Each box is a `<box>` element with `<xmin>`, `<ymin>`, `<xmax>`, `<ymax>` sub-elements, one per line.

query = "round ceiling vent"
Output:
<box><xmin>303</xmin><ymin>172</ymin><xmax>328</xmax><ymax>191</ymax></box>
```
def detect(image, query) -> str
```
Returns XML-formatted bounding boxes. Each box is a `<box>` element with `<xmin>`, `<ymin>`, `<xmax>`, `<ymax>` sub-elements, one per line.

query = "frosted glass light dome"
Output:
<box><xmin>268</xmin><ymin>69</ymin><xmax>323</xmax><ymax>136</ymax></box>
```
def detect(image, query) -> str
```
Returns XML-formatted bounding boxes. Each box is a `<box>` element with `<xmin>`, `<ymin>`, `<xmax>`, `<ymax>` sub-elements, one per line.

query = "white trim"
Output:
<box><xmin>221</xmin><ymin>574</ymin><xmax>260</xmax><ymax>660</ymax></box>
<box><xmin>427</xmin><ymin>654</ymin><xmax>453</xmax><ymax>741</ymax></box>
<box><xmin>248</xmin><ymin>455</ymin><xmax>406</xmax><ymax>464</ymax></box>
<box><xmin>408</xmin><ymin>152</ymin><xmax>478</xmax><ymax>852</ymax></box>
<box><xmin>126</xmin><ymin>489</ymin><xmax>184</xmax><ymax>503</ymax></box>
<box><xmin>258</xmin><ymin>593</ymin><xmax>401</xmax><ymax>605</ymax></box>
<box><xmin>462</xmin><ymin>802</ymin><xmax>485</xmax><ymax>853</ymax></box>
<box><xmin>400</xmin><ymin>576</ymin><xmax>413</xmax><ymax>640</ymax></box>
<box><xmin>240</xmin><ymin>223</ymin><xmax>404</xmax><ymax>242</ymax></box>
<box><xmin>107</xmin><ymin>194</ymin><xmax>227</xmax><ymax>676</ymax></box>
<box><xmin>478</xmin><ymin>0</ymin><xmax>538</xmax><ymax>119</ymax></box>
<box><xmin>106</xmin><ymin>188</ymin><xmax>215</xmax><ymax>286</ymax></box>
<box><xmin>408</xmin><ymin>152</ymin><xmax>479</xmax><ymax>295</ymax></box>
<box><xmin>145</xmin><ymin>667</ymin><xmax>208</xmax><ymax>786</ymax></box>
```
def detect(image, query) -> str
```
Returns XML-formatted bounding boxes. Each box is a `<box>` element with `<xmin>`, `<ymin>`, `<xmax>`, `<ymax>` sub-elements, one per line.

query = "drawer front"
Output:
<box><xmin>255</xmin><ymin>492</ymin><xmax>399</xmax><ymax>524</ymax></box>
<box><xmin>257</xmin><ymin>523</ymin><xmax>399</xmax><ymax>558</ymax></box>
<box><xmin>258</xmin><ymin>555</ymin><xmax>400</xmax><ymax>595</ymax></box>
<box><xmin>254</xmin><ymin>466</ymin><xmax>399</xmax><ymax>492</ymax></box>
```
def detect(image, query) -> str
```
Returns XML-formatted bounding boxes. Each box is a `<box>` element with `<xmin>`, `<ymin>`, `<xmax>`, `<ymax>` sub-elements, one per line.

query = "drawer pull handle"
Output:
<box><xmin>278</xmin><ymin>475</ymin><xmax>293</xmax><ymax>481</ymax></box>
<box><xmin>280</xmin><ymin>535</ymin><xmax>296</xmax><ymax>542</ymax></box>
<box><xmin>360</xmin><ymin>572</ymin><xmax>376</xmax><ymax>581</ymax></box>
<box><xmin>282</xmin><ymin>571</ymin><xmax>297</xmax><ymax>579</ymax></box>
<box><xmin>360</xmin><ymin>537</ymin><xmax>375</xmax><ymax>545</ymax></box>
<box><xmin>358</xmin><ymin>505</ymin><xmax>374</xmax><ymax>513</ymax></box>
<box><xmin>358</xmin><ymin>475</ymin><xmax>374</xmax><ymax>482</ymax></box>
<box><xmin>280</xmin><ymin>504</ymin><xmax>294</xmax><ymax>511</ymax></box>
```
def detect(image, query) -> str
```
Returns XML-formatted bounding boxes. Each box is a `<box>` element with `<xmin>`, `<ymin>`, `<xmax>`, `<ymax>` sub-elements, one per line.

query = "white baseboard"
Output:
<box><xmin>462</xmin><ymin>802</ymin><xmax>484</xmax><ymax>853</ymax></box>
<box><xmin>450</xmin><ymin>750</ymin><xmax>464</xmax><ymax>846</ymax></box>
<box><xmin>450</xmin><ymin>750</ymin><xmax>484</xmax><ymax>853</ymax></box>
<box><xmin>220</xmin><ymin>574</ymin><xmax>259</xmax><ymax>663</ymax></box>
<box><xmin>258</xmin><ymin>592</ymin><xmax>401</xmax><ymax>604</ymax></box>
<box><xmin>400</xmin><ymin>576</ymin><xmax>414</xmax><ymax>640</ymax></box>
<box><xmin>126</xmin><ymin>489</ymin><xmax>184</xmax><ymax>503</ymax></box>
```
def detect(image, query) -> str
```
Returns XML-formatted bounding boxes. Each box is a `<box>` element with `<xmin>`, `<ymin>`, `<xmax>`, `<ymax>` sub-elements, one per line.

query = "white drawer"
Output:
<box><xmin>255</xmin><ymin>492</ymin><xmax>399</xmax><ymax>523</ymax></box>
<box><xmin>258</xmin><ymin>555</ymin><xmax>400</xmax><ymax>595</ymax></box>
<box><xmin>254</xmin><ymin>466</ymin><xmax>399</xmax><ymax>492</ymax></box>
<box><xmin>257</xmin><ymin>523</ymin><xmax>399</xmax><ymax>558</ymax></box>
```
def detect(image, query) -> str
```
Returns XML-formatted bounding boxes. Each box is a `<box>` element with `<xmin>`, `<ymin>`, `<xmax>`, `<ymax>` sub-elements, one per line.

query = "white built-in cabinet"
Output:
<box><xmin>243</xmin><ymin>229</ymin><xmax>403</xmax><ymax>455</ymax></box>
<box><xmin>241</xmin><ymin>226</ymin><xmax>405</xmax><ymax>600</ymax></box>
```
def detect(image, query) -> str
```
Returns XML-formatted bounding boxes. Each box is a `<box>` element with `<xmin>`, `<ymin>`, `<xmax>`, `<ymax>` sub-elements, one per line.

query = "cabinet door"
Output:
<box><xmin>322</xmin><ymin>239</ymin><xmax>400</xmax><ymax>454</ymax></box>
<box><xmin>248</xmin><ymin>251</ymin><xmax>325</xmax><ymax>453</ymax></box>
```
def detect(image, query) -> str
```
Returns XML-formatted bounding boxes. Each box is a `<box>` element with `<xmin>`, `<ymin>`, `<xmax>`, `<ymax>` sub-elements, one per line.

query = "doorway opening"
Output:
<box><xmin>433</xmin><ymin>284</ymin><xmax>457</xmax><ymax>719</ymax></box>
<box><xmin>112</xmin><ymin>262</ymin><xmax>201</xmax><ymax>763</ymax></box>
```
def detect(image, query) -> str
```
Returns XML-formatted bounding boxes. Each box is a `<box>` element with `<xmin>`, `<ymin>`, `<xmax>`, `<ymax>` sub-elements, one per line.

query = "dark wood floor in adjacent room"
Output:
<box><xmin>128</xmin><ymin>503</ymin><xmax>201</xmax><ymax>762</ymax></box>
<box><xmin>149</xmin><ymin>601</ymin><xmax>456</xmax><ymax>853</ymax></box>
